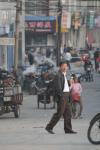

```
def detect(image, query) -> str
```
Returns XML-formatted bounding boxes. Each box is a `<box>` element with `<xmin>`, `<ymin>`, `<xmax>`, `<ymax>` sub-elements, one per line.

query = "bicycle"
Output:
<box><xmin>87</xmin><ymin>113</ymin><xmax>100</xmax><ymax>145</ymax></box>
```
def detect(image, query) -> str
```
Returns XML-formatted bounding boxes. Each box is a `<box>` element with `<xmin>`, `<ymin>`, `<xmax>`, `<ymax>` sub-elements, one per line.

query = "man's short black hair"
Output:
<box><xmin>59</xmin><ymin>60</ymin><xmax>69</xmax><ymax>67</ymax></box>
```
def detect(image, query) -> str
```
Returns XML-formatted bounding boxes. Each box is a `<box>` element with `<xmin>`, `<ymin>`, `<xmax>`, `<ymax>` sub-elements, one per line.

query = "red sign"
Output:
<box><xmin>25</xmin><ymin>21</ymin><xmax>55</xmax><ymax>32</ymax></box>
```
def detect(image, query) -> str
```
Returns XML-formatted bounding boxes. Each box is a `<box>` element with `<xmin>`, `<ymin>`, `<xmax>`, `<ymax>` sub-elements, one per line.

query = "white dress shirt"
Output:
<box><xmin>63</xmin><ymin>72</ymin><xmax>70</xmax><ymax>92</ymax></box>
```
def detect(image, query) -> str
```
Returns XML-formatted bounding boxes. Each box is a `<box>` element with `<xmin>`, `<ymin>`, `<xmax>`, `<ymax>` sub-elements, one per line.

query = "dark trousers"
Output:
<box><xmin>46</xmin><ymin>92</ymin><xmax>72</xmax><ymax>132</ymax></box>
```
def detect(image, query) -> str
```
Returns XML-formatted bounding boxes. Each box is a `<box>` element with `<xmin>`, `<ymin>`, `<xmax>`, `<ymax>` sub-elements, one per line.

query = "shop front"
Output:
<box><xmin>25</xmin><ymin>16</ymin><xmax>56</xmax><ymax>54</ymax></box>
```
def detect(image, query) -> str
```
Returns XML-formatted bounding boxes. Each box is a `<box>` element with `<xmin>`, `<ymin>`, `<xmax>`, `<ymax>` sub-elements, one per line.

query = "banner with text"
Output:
<box><xmin>25</xmin><ymin>20</ymin><xmax>56</xmax><ymax>33</ymax></box>
<box><xmin>61</xmin><ymin>11</ymin><xmax>71</xmax><ymax>32</ymax></box>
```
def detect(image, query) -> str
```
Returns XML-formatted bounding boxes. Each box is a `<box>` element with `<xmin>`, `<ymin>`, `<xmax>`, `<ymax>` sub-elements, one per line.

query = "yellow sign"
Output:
<box><xmin>56</xmin><ymin>12</ymin><xmax>71</xmax><ymax>33</ymax></box>
<box><xmin>61</xmin><ymin>13</ymin><xmax>67</xmax><ymax>32</ymax></box>
<box><xmin>56</xmin><ymin>18</ymin><xmax>69</xmax><ymax>33</ymax></box>
<box><xmin>0</xmin><ymin>38</ymin><xmax>15</xmax><ymax>45</ymax></box>
<box><xmin>61</xmin><ymin>28</ymin><xmax>68</xmax><ymax>33</ymax></box>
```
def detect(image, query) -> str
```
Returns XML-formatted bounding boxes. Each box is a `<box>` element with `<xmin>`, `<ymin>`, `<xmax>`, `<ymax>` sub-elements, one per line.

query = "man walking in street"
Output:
<box><xmin>45</xmin><ymin>61</ymin><xmax>77</xmax><ymax>134</ymax></box>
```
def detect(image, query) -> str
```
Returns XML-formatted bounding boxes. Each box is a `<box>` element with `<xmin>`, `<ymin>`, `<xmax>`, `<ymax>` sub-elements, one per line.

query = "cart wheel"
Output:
<box><xmin>14</xmin><ymin>105</ymin><xmax>20</xmax><ymax>118</ymax></box>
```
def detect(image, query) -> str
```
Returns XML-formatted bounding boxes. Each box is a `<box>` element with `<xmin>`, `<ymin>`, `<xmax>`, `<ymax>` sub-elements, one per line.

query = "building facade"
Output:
<box><xmin>0</xmin><ymin>0</ymin><xmax>16</xmax><ymax>70</ymax></box>
<box><xmin>0</xmin><ymin>0</ymin><xmax>25</xmax><ymax>70</ymax></box>
<box><xmin>25</xmin><ymin>0</ymin><xmax>56</xmax><ymax>54</ymax></box>
<box><xmin>25</xmin><ymin>0</ymin><xmax>100</xmax><ymax>57</ymax></box>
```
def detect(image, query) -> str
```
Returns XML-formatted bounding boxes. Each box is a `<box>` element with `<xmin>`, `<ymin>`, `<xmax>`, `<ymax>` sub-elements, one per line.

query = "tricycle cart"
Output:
<box><xmin>0</xmin><ymin>72</ymin><xmax>23</xmax><ymax>118</ymax></box>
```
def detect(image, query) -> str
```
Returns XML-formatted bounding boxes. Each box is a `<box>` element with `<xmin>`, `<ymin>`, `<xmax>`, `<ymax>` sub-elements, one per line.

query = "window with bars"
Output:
<box><xmin>25</xmin><ymin>0</ymin><xmax>49</xmax><ymax>16</ymax></box>
<box><xmin>25</xmin><ymin>0</ymin><xmax>100</xmax><ymax>15</ymax></box>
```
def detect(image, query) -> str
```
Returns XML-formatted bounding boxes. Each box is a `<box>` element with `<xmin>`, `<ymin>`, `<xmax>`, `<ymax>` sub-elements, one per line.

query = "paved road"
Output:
<box><xmin>0</xmin><ymin>73</ymin><xmax>100</xmax><ymax>150</ymax></box>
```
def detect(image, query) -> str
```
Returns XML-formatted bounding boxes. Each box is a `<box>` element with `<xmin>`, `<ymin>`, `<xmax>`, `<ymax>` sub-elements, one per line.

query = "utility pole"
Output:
<box><xmin>14</xmin><ymin>0</ymin><xmax>21</xmax><ymax>70</ymax></box>
<box><xmin>56</xmin><ymin>0</ymin><xmax>62</xmax><ymax>66</ymax></box>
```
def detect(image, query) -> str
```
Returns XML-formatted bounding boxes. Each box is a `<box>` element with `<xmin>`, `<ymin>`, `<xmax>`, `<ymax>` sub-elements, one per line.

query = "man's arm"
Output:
<box><xmin>54</xmin><ymin>74</ymin><xmax>63</xmax><ymax>98</ymax></box>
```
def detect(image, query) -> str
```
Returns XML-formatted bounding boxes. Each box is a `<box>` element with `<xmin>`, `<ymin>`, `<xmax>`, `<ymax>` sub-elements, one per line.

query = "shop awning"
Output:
<box><xmin>25</xmin><ymin>16</ymin><xmax>56</xmax><ymax>21</ymax></box>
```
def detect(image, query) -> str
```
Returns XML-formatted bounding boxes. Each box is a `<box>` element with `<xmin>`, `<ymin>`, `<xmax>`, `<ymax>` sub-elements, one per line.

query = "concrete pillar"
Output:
<box><xmin>21</xmin><ymin>4</ymin><xmax>25</xmax><ymax>67</ymax></box>
<box><xmin>19</xmin><ymin>0</ymin><xmax>25</xmax><ymax>66</ymax></box>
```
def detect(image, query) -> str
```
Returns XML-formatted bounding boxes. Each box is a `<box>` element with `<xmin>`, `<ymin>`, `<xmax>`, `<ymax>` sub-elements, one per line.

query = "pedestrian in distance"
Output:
<box><xmin>46</xmin><ymin>48</ymin><xmax>51</xmax><ymax>58</ymax></box>
<box><xmin>45</xmin><ymin>60</ymin><xmax>77</xmax><ymax>134</ymax></box>
<box><xmin>96</xmin><ymin>52</ymin><xmax>100</xmax><ymax>73</ymax></box>
<box><xmin>94</xmin><ymin>48</ymin><xmax>99</xmax><ymax>72</ymax></box>
<box><xmin>62</xmin><ymin>48</ymin><xmax>72</xmax><ymax>70</ymax></box>
<box><xmin>28</xmin><ymin>51</ymin><xmax>34</xmax><ymax>65</ymax></box>
<box><xmin>63</xmin><ymin>44</ymin><xmax>67</xmax><ymax>53</ymax></box>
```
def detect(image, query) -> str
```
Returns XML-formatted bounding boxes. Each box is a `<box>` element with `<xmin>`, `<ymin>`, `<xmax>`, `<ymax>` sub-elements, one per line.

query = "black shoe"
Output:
<box><xmin>45</xmin><ymin>127</ymin><xmax>55</xmax><ymax>134</ymax></box>
<box><xmin>65</xmin><ymin>130</ymin><xmax>77</xmax><ymax>134</ymax></box>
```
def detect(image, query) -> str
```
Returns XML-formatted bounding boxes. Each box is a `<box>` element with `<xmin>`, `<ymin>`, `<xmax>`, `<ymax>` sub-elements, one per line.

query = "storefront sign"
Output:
<box><xmin>25</xmin><ymin>20</ymin><xmax>55</xmax><ymax>32</ymax></box>
<box><xmin>56</xmin><ymin>12</ymin><xmax>71</xmax><ymax>33</ymax></box>
<box><xmin>0</xmin><ymin>38</ymin><xmax>15</xmax><ymax>45</ymax></box>
<box><xmin>87</xmin><ymin>12</ymin><xmax>95</xmax><ymax>29</ymax></box>
<box><xmin>72</xmin><ymin>12</ymin><xmax>81</xmax><ymax>30</ymax></box>
<box><xmin>67</xmin><ymin>12</ymin><xmax>71</xmax><ymax>29</ymax></box>
<box><xmin>61</xmin><ymin>11</ymin><xmax>71</xmax><ymax>32</ymax></box>
<box><xmin>95</xmin><ymin>16</ymin><xmax>100</xmax><ymax>28</ymax></box>
<box><xmin>61</xmin><ymin>12</ymin><xmax>68</xmax><ymax>32</ymax></box>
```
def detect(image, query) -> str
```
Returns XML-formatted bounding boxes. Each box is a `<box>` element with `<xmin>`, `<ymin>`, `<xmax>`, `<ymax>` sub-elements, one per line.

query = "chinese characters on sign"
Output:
<box><xmin>25</xmin><ymin>21</ymin><xmax>55</xmax><ymax>32</ymax></box>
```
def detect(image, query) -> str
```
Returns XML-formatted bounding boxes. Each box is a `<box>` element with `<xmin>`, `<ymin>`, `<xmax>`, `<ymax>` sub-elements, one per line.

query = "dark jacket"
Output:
<box><xmin>54</xmin><ymin>71</ymin><xmax>69</xmax><ymax>102</ymax></box>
